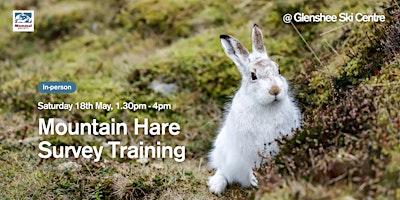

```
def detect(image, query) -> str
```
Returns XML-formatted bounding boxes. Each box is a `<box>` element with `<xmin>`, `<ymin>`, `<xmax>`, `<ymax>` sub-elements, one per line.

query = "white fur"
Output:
<box><xmin>208</xmin><ymin>25</ymin><xmax>301</xmax><ymax>194</ymax></box>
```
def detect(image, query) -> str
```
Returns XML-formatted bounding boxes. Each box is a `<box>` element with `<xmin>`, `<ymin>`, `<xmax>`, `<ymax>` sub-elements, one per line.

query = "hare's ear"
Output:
<box><xmin>220</xmin><ymin>35</ymin><xmax>250</xmax><ymax>74</ymax></box>
<box><xmin>252</xmin><ymin>24</ymin><xmax>268</xmax><ymax>57</ymax></box>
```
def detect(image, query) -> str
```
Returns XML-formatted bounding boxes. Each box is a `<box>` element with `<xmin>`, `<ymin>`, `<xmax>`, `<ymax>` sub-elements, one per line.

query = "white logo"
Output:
<box><xmin>13</xmin><ymin>10</ymin><xmax>34</xmax><ymax>32</ymax></box>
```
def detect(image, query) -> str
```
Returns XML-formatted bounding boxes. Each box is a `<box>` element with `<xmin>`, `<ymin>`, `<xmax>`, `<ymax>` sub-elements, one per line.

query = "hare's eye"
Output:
<box><xmin>278</xmin><ymin>69</ymin><xmax>281</xmax><ymax>74</ymax></box>
<box><xmin>251</xmin><ymin>72</ymin><xmax>257</xmax><ymax>80</ymax></box>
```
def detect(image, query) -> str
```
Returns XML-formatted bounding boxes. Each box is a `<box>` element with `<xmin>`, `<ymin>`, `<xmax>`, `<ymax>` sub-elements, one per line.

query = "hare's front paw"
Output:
<box><xmin>208</xmin><ymin>173</ymin><xmax>228</xmax><ymax>195</ymax></box>
<box><xmin>250</xmin><ymin>173</ymin><xmax>258</xmax><ymax>187</ymax></box>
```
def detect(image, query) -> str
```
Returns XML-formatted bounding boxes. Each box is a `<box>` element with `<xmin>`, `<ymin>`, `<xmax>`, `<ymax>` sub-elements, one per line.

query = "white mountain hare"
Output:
<box><xmin>207</xmin><ymin>24</ymin><xmax>301</xmax><ymax>194</ymax></box>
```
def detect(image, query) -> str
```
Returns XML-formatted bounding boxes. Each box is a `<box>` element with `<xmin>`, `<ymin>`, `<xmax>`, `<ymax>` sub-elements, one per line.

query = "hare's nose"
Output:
<box><xmin>269</xmin><ymin>85</ymin><xmax>280</xmax><ymax>96</ymax></box>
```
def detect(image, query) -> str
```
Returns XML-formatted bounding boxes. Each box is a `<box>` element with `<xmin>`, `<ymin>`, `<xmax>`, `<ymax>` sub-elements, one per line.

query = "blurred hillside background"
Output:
<box><xmin>0</xmin><ymin>0</ymin><xmax>399</xmax><ymax>199</ymax></box>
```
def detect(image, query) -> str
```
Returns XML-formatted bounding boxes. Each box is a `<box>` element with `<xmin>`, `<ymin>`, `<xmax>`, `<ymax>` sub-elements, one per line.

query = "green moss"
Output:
<box><xmin>115</xmin><ymin>0</ymin><xmax>235</xmax><ymax>43</ymax></box>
